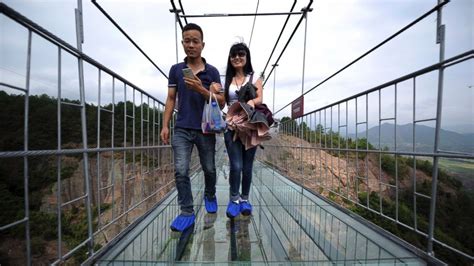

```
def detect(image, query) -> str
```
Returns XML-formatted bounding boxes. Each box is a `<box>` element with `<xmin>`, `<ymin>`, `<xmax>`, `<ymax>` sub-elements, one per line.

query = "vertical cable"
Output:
<box><xmin>248</xmin><ymin>0</ymin><xmax>260</xmax><ymax>48</ymax></box>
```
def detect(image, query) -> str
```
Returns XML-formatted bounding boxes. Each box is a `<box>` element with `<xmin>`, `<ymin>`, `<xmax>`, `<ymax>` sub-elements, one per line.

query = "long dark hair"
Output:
<box><xmin>224</xmin><ymin>43</ymin><xmax>254</xmax><ymax>104</ymax></box>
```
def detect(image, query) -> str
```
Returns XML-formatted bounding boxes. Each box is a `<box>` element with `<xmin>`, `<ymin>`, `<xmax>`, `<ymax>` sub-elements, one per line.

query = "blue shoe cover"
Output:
<box><xmin>204</xmin><ymin>196</ymin><xmax>218</xmax><ymax>213</ymax></box>
<box><xmin>240</xmin><ymin>201</ymin><xmax>252</xmax><ymax>216</ymax></box>
<box><xmin>226</xmin><ymin>201</ymin><xmax>240</xmax><ymax>218</ymax></box>
<box><xmin>170</xmin><ymin>213</ymin><xmax>195</xmax><ymax>232</ymax></box>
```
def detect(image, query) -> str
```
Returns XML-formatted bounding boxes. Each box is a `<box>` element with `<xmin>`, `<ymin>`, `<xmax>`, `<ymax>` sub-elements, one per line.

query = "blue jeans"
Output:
<box><xmin>172</xmin><ymin>127</ymin><xmax>217</xmax><ymax>214</ymax></box>
<box><xmin>224</xmin><ymin>130</ymin><xmax>257</xmax><ymax>202</ymax></box>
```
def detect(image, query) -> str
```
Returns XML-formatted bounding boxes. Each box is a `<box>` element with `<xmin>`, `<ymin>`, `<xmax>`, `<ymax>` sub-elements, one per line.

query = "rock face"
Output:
<box><xmin>261</xmin><ymin>134</ymin><xmax>395</xmax><ymax>204</ymax></box>
<box><xmin>39</xmin><ymin>149</ymin><xmax>175</xmax><ymax>247</ymax></box>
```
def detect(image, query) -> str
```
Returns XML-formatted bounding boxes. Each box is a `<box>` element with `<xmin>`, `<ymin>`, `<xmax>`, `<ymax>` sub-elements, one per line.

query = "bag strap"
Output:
<box><xmin>212</xmin><ymin>93</ymin><xmax>218</xmax><ymax>103</ymax></box>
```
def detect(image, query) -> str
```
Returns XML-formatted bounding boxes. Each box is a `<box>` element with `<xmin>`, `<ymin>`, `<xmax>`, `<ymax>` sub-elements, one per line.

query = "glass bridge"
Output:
<box><xmin>1</xmin><ymin>1</ymin><xmax>472</xmax><ymax>265</ymax></box>
<box><xmin>91</xmin><ymin>146</ymin><xmax>433</xmax><ymax>265</ymax></box>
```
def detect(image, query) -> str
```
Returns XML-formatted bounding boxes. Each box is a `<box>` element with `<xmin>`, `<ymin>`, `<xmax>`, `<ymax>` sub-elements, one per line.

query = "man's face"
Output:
<box><xmin>182</xmin><ymin>30</ymin><xmax>204</xmax><ymax>59</ymax></box>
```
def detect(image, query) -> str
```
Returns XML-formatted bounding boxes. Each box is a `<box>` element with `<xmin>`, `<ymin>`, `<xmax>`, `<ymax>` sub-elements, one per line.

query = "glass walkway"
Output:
<box><xmin>91</xmin><ymin>146</ymin><xmax>435</xmax><ymax>265</ymax></box>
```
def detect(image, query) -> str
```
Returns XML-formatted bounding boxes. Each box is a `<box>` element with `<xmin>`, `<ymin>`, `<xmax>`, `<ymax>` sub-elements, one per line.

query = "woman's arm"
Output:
<box><xmin>248</xmin><ymin>77</ymin><xmax>263</xmax><ymax>107</ymax></box>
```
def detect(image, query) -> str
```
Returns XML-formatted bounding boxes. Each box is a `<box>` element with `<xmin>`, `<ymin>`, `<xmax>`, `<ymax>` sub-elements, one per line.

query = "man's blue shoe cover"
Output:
<box><xmin>204</xmin><ymin>196</ymin><xmax>218</xmax><ymax>213</ymax></box>
<box><xmin>170</xmin><ymin>213</ymin><xmax>195</xmax><ymax>232</ymax></box>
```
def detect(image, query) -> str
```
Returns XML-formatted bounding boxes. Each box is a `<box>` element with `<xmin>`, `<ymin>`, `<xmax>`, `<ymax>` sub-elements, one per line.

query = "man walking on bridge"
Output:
<box><xmin>160</xmin><ymin>23</ymin><xmax>224</xmax><ymax>232</ymax></box>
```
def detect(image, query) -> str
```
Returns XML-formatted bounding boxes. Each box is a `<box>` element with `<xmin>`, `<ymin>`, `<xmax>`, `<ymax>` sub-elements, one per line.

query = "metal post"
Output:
<box><xmin>427</xmin><ymin>0</ymin><xmax>446</xmax><ymax>256</ymax></box>
<box><xmin>271</xmin><ymin>64</ymin><xmax>278</xmax><ymax>114</ymax></box>
<box><xmin>299</xmin><ymin>8</ymin><xmax>309</xmax><ymax>194</ymax></box>
<box><xmin>301</xmin><ymin>8</ymin><xmax>308</xmax><ymax>96</ymax></box>
<box><xmin>97</xmin><ymin>69</ymin><xmax>102</xmax><ymax>228</ymax></box>
<box><xmin>175</xmin><ymin>11</ymin><xmax>178</xmax><ymax>64</ymax></box>
<box><xmin>56</xmin><ymin>46</ymin><xmax>62</xmax><ymax>263</ymax></box>
<box><xmin>111</xmin><ymin>77</ymin><xmax>116</xmax><ymax>220</ymax></box>
<box><xmin>24</xmin><ymin>29</ymin><xmax>32</xmax><ymax>266</ymax></box>
<box><xmin>75</xmin><ymin>0</ymin><xmax>94</xmax><ymax>257</ymax></box>
<box><xmin>170</xmin><ymin>8</ymin><xmax>181</xmax><ymax>64</ymax></box>
<box><xmin>123</xmin><ymin>84</ymin><xmax>127</xmax><ymax>213</ymax></box>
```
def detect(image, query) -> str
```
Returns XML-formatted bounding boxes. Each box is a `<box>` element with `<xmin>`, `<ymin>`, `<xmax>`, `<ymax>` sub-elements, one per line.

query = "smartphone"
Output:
<box><xmin>182</xmin><ymin>68</ymin><xmax>195</xmax><ymax>79</ymax></box>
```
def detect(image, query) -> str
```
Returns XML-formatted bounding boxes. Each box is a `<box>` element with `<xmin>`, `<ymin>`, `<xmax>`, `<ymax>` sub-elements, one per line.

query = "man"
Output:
<box><xmin>160</xmin><ymin>23</ymin><xmax>224</xmax><ymax>232</ymax></box>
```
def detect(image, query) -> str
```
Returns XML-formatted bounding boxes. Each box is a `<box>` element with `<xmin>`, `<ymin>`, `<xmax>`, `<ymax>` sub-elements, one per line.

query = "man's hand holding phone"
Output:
<box><xmin>182</xmin><ymin>68</ymin><xmax>203</xmax><ymax>92</ymax></box>
<box><xmin>182</xmin><ymin>68</ymin><xmax>195</xmax><ymax>80</ymax></box>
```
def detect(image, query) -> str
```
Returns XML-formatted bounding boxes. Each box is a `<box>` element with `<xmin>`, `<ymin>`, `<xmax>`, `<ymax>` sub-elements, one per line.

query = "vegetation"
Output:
<box><xmin>0</xmin><ymin>91</ymin><xmax>163</xmax><ymax>264</ymax></box>
<box><xmin>278</xmin><ymin>116</ymin><xmax>473</xmax><ymax>265</ymax></box>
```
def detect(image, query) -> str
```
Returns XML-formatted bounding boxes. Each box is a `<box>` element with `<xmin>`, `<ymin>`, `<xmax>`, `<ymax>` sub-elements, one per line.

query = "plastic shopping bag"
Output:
<box><xmin>201</xmin><ymin>92</ymin><xmax>226</xmax><ymax>134</ymax></box>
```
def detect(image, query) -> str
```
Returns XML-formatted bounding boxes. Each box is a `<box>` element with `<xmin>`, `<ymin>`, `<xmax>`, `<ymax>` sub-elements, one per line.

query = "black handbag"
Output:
<box><xmin>236</xmin><ymin>73</ymin><xmax>257</xmax><ymax>103</ymax></box>
<box><xmin>237</xmin><ymin>73</ymin><xmax>274</xmax><ymax>127</ymax></box>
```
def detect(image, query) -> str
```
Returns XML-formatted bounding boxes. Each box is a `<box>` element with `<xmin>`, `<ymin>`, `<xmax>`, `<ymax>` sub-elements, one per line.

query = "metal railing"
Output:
<box><xmin>255</xmin><ymin>0</ymin><xmax>474</xmax><ymax>262</ymax></box>
<box><xmin>258</xmin><ymin>0</ymin><xmax>473</xmax><ymax>260</ymax></box>
<box><xmin>0</xmin><ymin>3</ymin><xmax>202</xmax><ymax>265</ymax></box>
<box><xmin>1</xmin><ymin>0</ymin><xmax>472</xmax><ymax>265</ymax></box>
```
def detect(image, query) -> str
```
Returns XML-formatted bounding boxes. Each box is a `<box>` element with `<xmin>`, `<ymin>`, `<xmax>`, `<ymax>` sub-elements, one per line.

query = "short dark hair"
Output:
<box><xmin>182</xmin><ymin>23</ymin><xmax>203</xmax><ymax>41</ymax></box>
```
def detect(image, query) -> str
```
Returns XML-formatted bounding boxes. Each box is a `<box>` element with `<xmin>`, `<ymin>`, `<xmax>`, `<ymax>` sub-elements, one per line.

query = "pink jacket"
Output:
<box><xmin>226</xmin><ymin>102</ymin><xmax>271</xmax><ymax>150</ymax></box>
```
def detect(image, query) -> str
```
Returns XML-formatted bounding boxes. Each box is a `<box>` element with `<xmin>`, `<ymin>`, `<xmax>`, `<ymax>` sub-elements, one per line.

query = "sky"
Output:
<box><xmin>1</xmin><ymin>0</ymin><xmax>473</xmax><ymax>133</ymax></box>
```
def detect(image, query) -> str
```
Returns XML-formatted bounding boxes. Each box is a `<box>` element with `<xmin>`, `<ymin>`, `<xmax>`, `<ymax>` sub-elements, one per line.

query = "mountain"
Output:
<box><xmin>348</xmin><ymin>123</ymin><xmax>474</xmax><ymax>153</ymax></box>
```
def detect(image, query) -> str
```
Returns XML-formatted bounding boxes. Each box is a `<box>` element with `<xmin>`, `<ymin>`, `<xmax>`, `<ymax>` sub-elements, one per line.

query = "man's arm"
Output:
<box><xmin>160</xmin><ymin>87</ymin><xmax>176</xmax><ymax>145</ymax></box>
<box><xmin>184</xmin><ymin>76</ymin><xmax>225</xmax><ymax>107</ymax></box>
<box><xmin>210</xmin><ymin>82</ymin><xmax>225</xmax><ymax>109</ymax></box>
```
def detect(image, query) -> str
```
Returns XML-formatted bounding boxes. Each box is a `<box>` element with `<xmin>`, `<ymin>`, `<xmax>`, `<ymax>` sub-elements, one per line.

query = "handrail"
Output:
<box><xmin>304</xmin><ymin>51</ymin><xmax>473</xmax><ymax>117</ymax></box>
<box><xmin>0</xmin><ymin>2</ymin><xmax>167</xmax><ymax>106</ymax></box>
<box><xmin>263</xmin><ymin>1</ymin><xmax>314</xmax><ymax>85</ymax></box>
<box><xmin>261</xmin><ymin>0</ymin><xmax>297</xmax><ymax>75</ymax></box>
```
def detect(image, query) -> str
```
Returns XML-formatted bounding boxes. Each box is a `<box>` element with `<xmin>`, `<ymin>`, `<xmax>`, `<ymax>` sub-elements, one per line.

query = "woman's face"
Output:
<box><xmin>230</xmin><ymin>50</ymin><xmax>247</xmax><ymax>70</ymax></box>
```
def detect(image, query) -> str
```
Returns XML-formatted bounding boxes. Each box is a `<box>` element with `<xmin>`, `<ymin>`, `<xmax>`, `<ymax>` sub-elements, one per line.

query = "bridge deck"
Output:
<box><xmin>92</xmin><ymin>149</ymin><xmax>428</xmax><ymax>265</ymax></box>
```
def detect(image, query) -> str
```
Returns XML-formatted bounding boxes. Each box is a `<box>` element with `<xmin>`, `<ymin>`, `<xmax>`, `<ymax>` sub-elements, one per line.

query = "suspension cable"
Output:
<box><xmin>248</xmin><ymin>0</ymin><xmax>260</xmax><ymax>48</ymax></box>
<box><xmin>91</xmin><ymin>0</ymin><xmax>168</xmax><ymax>79</ymax></box>
<box><xmin>263</xmin><ymin>2</ymin><xmax>314</xmax><ymax>86</ymax></box>
<box><xmin>273</xmin><ymin>0</ymin><xmax>450</xmax><ymax>115</ymax></box>
<box><xmin>262</xmin><ymin>0</ymin><xmax>297</xmax><ymax>75</ymax></box>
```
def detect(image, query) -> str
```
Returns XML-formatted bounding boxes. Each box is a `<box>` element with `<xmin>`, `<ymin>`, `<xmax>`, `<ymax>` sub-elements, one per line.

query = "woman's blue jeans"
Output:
<box><xmin>172</xmin><ymin>127</ymin><xmax>217</xmax><ymax>214</ymax></box>
<box><xmin>224</xmin><ymin>130</ymin><xmax>257</xmax><ymax>202</ymax></box>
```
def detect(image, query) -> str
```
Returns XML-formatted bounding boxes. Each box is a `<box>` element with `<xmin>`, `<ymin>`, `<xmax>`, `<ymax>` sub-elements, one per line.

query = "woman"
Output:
<box><xmin>221</xmin><ymin>42</ymin><xmax>263</xmax><ymax>218</ymax></box>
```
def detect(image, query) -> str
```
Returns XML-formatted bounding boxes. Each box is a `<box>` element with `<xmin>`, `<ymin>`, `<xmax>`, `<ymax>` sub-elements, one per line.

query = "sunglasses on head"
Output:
<box><xmin>230</xmin><ymin>51</ymin><xmax>247</xmax><ymax>59</ymax></box>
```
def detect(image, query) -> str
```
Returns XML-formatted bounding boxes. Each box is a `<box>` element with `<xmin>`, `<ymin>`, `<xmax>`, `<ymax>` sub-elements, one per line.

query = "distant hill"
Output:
<box><xmin>348</xmin><ymin>123</ymin><xmax>474</xmax><ymax>153</ymax></box>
